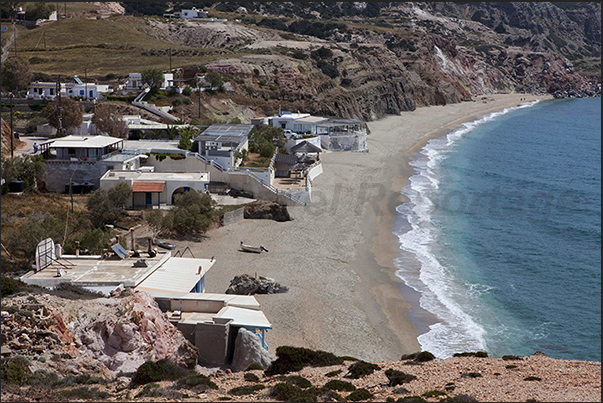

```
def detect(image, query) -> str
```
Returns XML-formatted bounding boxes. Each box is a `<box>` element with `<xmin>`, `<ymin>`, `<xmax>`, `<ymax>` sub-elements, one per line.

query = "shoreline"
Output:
<box><xmin>186</xmin><ymin>93</ymin><xmax>552</xmax><ymax>362</ymax></box>
<box><xmin>365</xmin><ymin>93</ymin><xmax>552</xmax><ymax>355</ymax></box>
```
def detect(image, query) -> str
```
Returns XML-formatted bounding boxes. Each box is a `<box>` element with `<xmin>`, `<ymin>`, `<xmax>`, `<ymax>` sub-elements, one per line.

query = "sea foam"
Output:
<box><xmin>394</xmin><ymin>101</ymin><xmax>540</xmax><ymax>358</ymax></box>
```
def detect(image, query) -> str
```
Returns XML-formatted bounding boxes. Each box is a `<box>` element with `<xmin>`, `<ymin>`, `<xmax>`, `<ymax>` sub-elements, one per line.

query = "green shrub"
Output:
<box><xmin>270</xmin><ymin>382</ymin><xmax>317</xmax><ymax>402</ymax></box>
<box><xmin>339</xmin><ymin>356</ymin><xmax>359</xmax><ymax>362</ymax></box>
<box><xmin>1</xmin><ymin>357</ymin><xmax>31</xmax><ymax>384</ymax></box>
<box><xmin>323</xmin><ymin>379</ymin><xmax>356</xmax><ymax>392</ymax></box>
<box><xmin>384</xmin><ymin>369</ymin><xmax>417</xmax><ymax>386</ymax></box>
<box><xmin>30</xmin><ymin>369</ymin><xmax>58</xmax><ymax>386</ymax></box>
<box><xmin>277</xmin><ymin>375</ymin><xmax>313</xmax><ymax>388</ymax></box>
<box><xmin>59</xmin><ymin>386</ymin><xmax>109</xmax><ymax>400</ymax></box>
<box><xmin>177</xmin><ymin>373</ymin><xmax>218</xmax><ymax>390</ymax></box>
<box><xmin>346</xmin><ymin>360</ymin><xmax>380</xmax><ymax>379</ymax></box>
<box><xmin>244</xmin><ymin>372</ymin><xmax>260</xmax><ymax>382</ymax></box>
<box><xmin>502</xmin><ymin>355</ymin><xmax>522</xmax><ymax>361</ymax></box>
<box><xmin>218</xmin><ymin>397</ymin><xmax>232</xmax><ymax>401</ymax></box>
<box><xmin>229</xmin><ymin>384</ymin><xmax>265</xmax><ymax>395</ymax></box>
<box><xmin>461</xmin><ymin>372</ymin><xmax>482</xmax><ymax>378</ymax></box>
<box><xmin>400</xmin><ymin>351</ymin><xmax>436</xmax><ymax>362</ymax></box>
<box><xmin>505</xmin><ymin>364</ymin><xmax>518</xmax><ymax>369</ymax></box>
<box><xmin>325</xmin><ymin>369</ymin><xmax>342</xmax><ymax>377</ymax></box>
<box><xmin>421</xmin><ymin>390</ymin><xmax>447</xmax><ymax>398</ymax></box>
<box><xmin>346</xmin><ymin>388</ymin><xmax>372</xmax><ymax>401</ymax></box>
<box><xmin>1</xmin><ymin>276</ymin><xmax>26</xmax><ymax>297</ymax></box>
<box><xmin>265</xmin><ymin>346</ymin><xmax>344</xmax><ymax>375</ymax></box>
<box><xmin>453</xmin><ymin>352</ymin><xmax>488</xmax><ymax>358</ymax></box>
<box><xmin>524</xmin><ymin>376</ymin><xmax>542</xmax><ymax>381</ymax></box>
<box><xmin>131</xmin><ymin>359</ymin><xmax>190</xmax><ymax>385</ymax></box>
<box><xmin>247</xmin><ymin>363</ymin><xmax>264</xmax><ymax>371</ymax></box>
<box><xmin>3</xmin><ymin>305</ymin><xmax>19</xmax><ymax>314</ymax></box>
<box><xmin>444</xmin><ymin>382</ymin><xmax>456</xmax><ymax>391</ymax></box>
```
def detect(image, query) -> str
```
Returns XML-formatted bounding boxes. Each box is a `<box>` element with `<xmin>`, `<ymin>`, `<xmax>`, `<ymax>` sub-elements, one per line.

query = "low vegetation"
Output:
<box><xmin>345</xmin><ymin>360</ymin><xmax>380</xmax><ymax>379</ymax></box>
<box><xmin>130</xmin><ymin>359</ymin><xmax>191</xmax><ymax>386</ymax></box>
<box><xmin>265</xmin><ymin>346</ymin><xmax>344</xmax><ymax>375</ymax></box>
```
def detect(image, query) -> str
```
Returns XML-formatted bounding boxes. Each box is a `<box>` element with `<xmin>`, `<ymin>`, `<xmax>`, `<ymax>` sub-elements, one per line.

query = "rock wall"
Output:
<box><xmin>0</xmin><ymin>289</ymin><xmax>198</xmax><ymax>378</ymax></box>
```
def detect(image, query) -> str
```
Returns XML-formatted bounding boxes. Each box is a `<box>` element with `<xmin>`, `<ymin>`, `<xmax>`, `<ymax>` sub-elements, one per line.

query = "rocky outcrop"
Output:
<box><xmin>0</xmin><ymin>289</ymin><xmax>198</xmax><ymax>378</ymax></box>
<box><xmin>1</xmin><ymin>118</ymin><xmax>21</xmax><ymax>156</ymax></box>
<box><xmin>225</xmin><ymin>274</ymin><xmax>289</xmax><ymax>295</ymax></box>
<box><xmin>244</xmin><ymin>200</ymin><xmax>292</xmax><ymax>222</ymax></box>
<box><xmin>230</xmin><ymin>328</ymin><xmax>274</xmax><ymax>372</ymax></box>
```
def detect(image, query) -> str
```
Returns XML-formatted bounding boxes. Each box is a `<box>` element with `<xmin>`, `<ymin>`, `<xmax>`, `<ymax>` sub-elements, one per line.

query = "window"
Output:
<box><xmin>50</xmin><ymin>89</ymin><xmax>54</xmax><ymax>95</ymax></box>
<box><xmin>67</xmin><ymin>148</ymin><xmax>75</xmax><ymax>155</ymax></box>
<box><xmin>80</xmin><ymin>90</ymin><xmax>84</xmax><ymax>96</ymax></box>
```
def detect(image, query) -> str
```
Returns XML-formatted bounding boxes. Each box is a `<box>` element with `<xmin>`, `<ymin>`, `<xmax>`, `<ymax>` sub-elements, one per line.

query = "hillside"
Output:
<box><xmin>1</xmin><ymin>289</ymin><xmax>600</xmax><ymax>402</ymax></box>
<box><xmin>5</xmin><ymin>2</ymin><xmax>600</xmax><ymax>123</ymax></box>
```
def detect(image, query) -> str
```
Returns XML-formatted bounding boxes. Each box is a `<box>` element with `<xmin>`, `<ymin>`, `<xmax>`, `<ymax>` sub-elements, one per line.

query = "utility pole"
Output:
<box><xmin>84</xmin><ymin>67</ymin><xmax>87</xmax><ymax>101</ymax></box>
<box><xmin>56</xmin><ymin>75</ymin><xmax>63</xmax><ymax>136</ymax></box>
<box><xmin>56</xmin><ymin>2</ymin><xmax>59</xmax><ymax>22</ymax></box>
<box><xmin>197</xmin><ymin>83</ymin><xmax>201</xmax><ymax>118</ymax></box>
<box><xmin>9</xmin><ymin>93</ymin><xmax>14</xmax><ymax>160</ymax></box>
<box><xmin>13</xmin><ymin>22</ymin><xmax>17</xmax><ymax>57</ymax></box>
<box><xmin>169</xmin><ymin>47</ymin><xmax>172</xmax><ymax>72</ymax></box>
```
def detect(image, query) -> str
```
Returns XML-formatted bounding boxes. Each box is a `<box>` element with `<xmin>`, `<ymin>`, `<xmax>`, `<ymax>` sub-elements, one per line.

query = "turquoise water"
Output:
<box><xmin>394</xmin><ymin>97</ymin><xmax>601</xmax><ymax>362</ymax></box>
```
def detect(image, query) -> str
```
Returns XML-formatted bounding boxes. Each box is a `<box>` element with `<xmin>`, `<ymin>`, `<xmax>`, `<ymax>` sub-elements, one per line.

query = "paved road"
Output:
<box><xmin>14</xmin><ymin>135</ymin><xmax>49</xmax><ymax>156</ymax></box>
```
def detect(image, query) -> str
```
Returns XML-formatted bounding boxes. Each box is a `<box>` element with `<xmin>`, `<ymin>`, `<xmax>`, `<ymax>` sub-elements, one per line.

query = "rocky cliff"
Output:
<box><xmin>140</xmin><ymin>2</ymin><xmax>599</xmax><ymax>122</ymax></box>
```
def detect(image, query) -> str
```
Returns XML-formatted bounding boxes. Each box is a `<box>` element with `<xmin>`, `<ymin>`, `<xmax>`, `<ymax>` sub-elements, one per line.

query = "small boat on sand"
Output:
<box><xmin>158</xmin><ymin>241</ymin><xmax>176</xmax><ymax>250</ymax></box>
<box><xmin>240</xmin><ymin>241</ymin><xmax>268</xmax><ymax>253</ymax></box>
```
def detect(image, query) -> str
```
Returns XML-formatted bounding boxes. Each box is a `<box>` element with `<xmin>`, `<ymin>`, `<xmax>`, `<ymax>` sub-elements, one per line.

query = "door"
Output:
<box><xmin>146</xmin><ymin>192</ymin><xmax>152</xmax><ymax>205</ymax></box>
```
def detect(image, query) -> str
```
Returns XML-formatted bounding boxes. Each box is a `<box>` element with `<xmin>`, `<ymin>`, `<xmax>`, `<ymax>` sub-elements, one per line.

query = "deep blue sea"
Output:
<box><xmin>394</xmin><ymin>97</ymin><xmax>601</xmax><ymax>362</ymax></box>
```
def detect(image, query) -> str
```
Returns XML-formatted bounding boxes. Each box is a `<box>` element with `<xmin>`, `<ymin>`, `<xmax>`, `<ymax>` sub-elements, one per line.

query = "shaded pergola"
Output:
<box><xmin>290</xmin><ymin>140</ymin><xmax>322</xmax><ymax>157</ymax></box>
<box><xmin>131</xmin><ymin>181</ymin><xmax>164</xmax><ymax>208</ymax></box>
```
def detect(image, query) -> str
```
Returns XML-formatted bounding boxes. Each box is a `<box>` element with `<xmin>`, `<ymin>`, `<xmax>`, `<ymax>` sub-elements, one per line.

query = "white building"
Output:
<box><xmin>193</xmin><ymin>124</ymin><xmax>253</xmax><ymax>171</ymax></box>
<box><xmin>174</xmin><ymin>7</ymin><xmax>208</xmax><ymax>19</ymax></box>
<box><xmin>124</xmin><ymin>73</ymin><xmax>174</xmax><ymax>91</ymax></box>
<box><xmin>37</xmin><ymin>135</ymin><xmax>143</xmax><ymax>192</ymax></box>
<box><xmin>27</xmin><ymin>77</ymin><xmax>111</xmax><ymax>100</ymax></box>
<box><xmin>100</xmin><ymin>170</ymin><xmax>210</xmax><ymax>208</ymax></box>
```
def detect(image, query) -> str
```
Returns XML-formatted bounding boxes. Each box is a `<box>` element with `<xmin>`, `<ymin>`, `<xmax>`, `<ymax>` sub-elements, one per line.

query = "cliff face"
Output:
<box><xmin>127</xmin><ymin>3</ymin><xmax>600</xmax><ymax>122</ymax></box>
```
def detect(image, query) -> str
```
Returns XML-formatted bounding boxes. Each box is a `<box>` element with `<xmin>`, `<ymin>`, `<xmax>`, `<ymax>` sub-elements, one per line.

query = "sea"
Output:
<box><xmin>394</xmin><ymin>96</ymin><xmax>601</xmax><ymax>362</ymax></box>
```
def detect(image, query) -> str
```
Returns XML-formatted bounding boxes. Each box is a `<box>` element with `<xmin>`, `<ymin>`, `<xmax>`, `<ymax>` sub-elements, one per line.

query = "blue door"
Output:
<box><xmin>146</xmin><ymin>192</ymin><xmax>152</xmax><ymax>205</ymax></box>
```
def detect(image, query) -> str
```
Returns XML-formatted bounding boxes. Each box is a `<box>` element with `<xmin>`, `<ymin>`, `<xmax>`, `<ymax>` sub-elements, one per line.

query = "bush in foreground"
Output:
<box><xmin>265</xmin><ymin>346</ymin><xmax>344</xmax><ymax>375</ymax></box>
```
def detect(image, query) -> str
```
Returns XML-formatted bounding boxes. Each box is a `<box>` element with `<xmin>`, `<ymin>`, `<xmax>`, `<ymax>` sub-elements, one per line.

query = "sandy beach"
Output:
<box><xmin>177</xmin><ymin>93</ymin><xmax>552</xmax><ymax>362</ymax></box>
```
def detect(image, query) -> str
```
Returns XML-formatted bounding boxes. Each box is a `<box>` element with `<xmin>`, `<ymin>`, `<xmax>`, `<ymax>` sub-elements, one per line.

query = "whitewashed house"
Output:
<box><xmin>174</xmin><ymin>7</ymin><xmax>207</xmax><ymax>19</ymax></box>
<box><xmin>100</xmin><ymin>170</ymin><xmax>210</xmax><ymax>208</ymax></box>
<box><xmin>124</xmin><ymin>73</ymin><xmax>174</xmax><ymax>91</ymax></box>
<box><xmin>193</xmin><ymin>124</ymin><xmax>253</xmax><ymax>171</ymax></box>
<box><xmin>27</xmin><ymin>76</ymin><xmax>111</xmax><ymax>100</ymax></box>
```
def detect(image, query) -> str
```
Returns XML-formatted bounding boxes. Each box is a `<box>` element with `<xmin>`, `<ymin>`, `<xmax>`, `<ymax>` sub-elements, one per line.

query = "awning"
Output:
<box><xmin>214</xmin><ymin>306</ymin><xmax>272</xmax><ymax>329</ymax></box>
<box><xmin>135</xmin><ymin>257</ymin><xmax>215</xmax><ymax>295</ymax></box>
<box><xmin>131</xmin><ymin>181</ymin><xmax>165</xmax><ymax>193</ymax></box>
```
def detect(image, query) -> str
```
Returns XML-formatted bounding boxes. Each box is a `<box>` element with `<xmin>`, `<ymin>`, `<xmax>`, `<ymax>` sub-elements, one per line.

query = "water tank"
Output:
<box><xmin>71</xmin><ymin>182</ymin><xmax>82</xmax><ymax>194</ymax></box>
<box><xmin>8</xmin><ymin>179</ymin><xmax>24</xmax><ymax>193</ymax></box>
<box><xmin>81</xmin><ymin>182</ymin><xmax>95</xmax><ymax>194</ymax></box>
<box><xmin>65</xmin><ymin>182</ymin><xmax>81</xmax><ymax>194</ymax></box>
